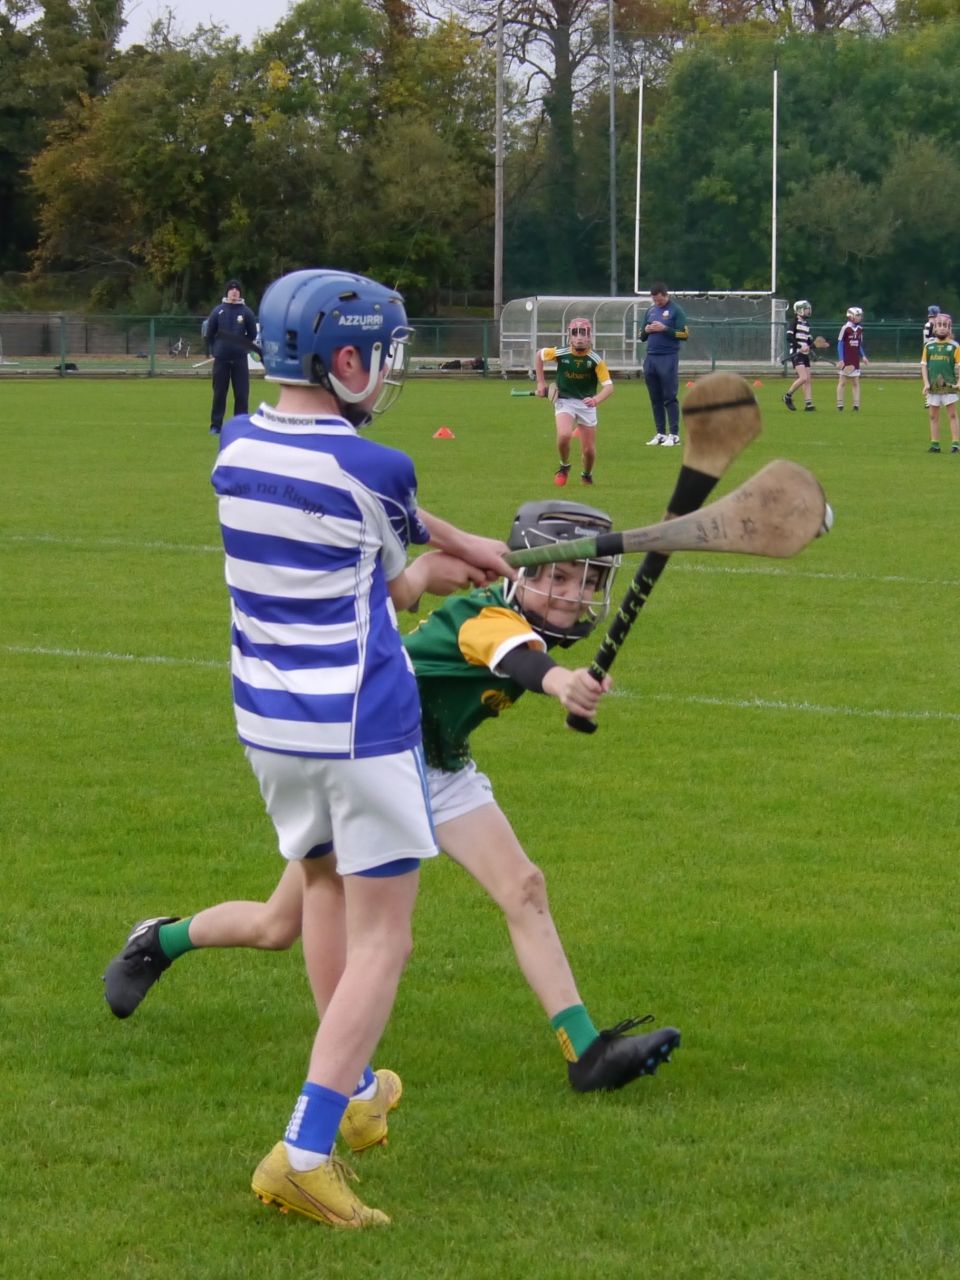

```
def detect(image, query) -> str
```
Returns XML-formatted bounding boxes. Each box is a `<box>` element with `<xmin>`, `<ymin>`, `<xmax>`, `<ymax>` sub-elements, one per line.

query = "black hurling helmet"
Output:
<box><xmin>505</xmin><ymin>500</ymin><xmax>620</xmax><ymax>645</ymax></box>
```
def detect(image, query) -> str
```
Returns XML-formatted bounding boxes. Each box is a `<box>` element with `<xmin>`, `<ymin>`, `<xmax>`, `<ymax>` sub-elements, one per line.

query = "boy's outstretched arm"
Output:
<box><xmin>417</xmin><ymin>508</ymin><xmax>514</xmax><ymax>582</ymax></box>
<box><xmin>388</xmin><ymin>552</ymin><xmax>492</xmax><ymax>613</ymax></box>
<box><xmin>498</xmin><ymin>647</ymin><xmax>612</xmax><ymax>718</ymax></box>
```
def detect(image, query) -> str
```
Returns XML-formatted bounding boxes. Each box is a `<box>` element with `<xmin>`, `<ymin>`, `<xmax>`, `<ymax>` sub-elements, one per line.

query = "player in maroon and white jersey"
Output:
<box><xmin>836</xmin><ymin>306</ymin><xmax>869</xmax><ymax>412</ymax></box>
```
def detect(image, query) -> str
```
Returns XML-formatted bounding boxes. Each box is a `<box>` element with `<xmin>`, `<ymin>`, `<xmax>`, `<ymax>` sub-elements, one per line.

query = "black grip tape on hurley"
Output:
<box><xmin>566</xmin><ymin>466</ymin><xmax>720</xmax><ymax>735</ymax></box>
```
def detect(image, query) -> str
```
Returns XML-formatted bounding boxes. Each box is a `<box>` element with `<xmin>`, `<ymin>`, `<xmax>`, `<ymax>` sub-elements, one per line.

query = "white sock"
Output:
<box><xmin>284</xmin><ymin>1142</ymin><xmax>330</xmax><ymax>1172</ymax></box>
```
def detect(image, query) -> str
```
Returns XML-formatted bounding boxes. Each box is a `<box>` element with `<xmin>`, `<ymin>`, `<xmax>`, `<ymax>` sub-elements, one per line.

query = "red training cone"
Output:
<box><xmin>753</xmin><ymin>379</ymin><xmax>763</xmax><ymax>387</ymax></box>
<box><xmin>433</xmin><ymin>426</ymin><xmax>455</xmax><ymax>439</ymax></box>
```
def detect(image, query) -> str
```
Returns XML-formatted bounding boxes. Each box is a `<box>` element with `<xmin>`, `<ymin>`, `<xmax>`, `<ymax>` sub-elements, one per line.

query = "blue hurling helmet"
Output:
<box><xmin>259</xmin><ymin>268</ymin><xmax>414</xmax><ymax>425</ymax></box>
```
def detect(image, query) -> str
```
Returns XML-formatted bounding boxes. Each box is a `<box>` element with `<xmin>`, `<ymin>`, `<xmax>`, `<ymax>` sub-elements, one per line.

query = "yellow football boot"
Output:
<box><xmin>339</xmin><ymin>1068</ymin><xmax>403</xmax><ymax>1153</ymax></box>
<box><xmin>251</xmin><ymin>1142</ymin><xmax>389</xmax><ymax>1228</ymax></box>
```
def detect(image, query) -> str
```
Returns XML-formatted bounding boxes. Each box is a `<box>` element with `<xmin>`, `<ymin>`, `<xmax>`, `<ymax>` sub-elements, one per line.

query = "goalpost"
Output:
<box><xmin>497</xmin><ymin>72</ymin><xmax>787</xmax><ymax>373</ymax></box>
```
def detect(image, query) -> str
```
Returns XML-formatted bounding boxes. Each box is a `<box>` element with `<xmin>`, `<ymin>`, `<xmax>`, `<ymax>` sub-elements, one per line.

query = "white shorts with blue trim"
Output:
<box><xmin>244</xmin><ymin>745</ymin><xmax>438</xmax><ymax>875</ymax></box>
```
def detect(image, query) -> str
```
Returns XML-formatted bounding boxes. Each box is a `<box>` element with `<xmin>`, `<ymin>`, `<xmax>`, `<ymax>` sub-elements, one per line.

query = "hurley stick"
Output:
<box><xmin>572</xmin><ymin>370</ymin><xmax>761</xmax><ymax>734</ymax></box>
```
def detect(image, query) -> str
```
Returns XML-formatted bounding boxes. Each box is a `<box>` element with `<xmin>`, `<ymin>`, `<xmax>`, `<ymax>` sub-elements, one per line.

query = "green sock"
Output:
<box><xmin>158</xmin><ymin>917</ymin><xmax>196</xmax><ymax>962</ymax></box>
<box><xmin>550</xmin><ymin>1004</ymin><xmax>599</xmax><ymax>1062</ymax></box>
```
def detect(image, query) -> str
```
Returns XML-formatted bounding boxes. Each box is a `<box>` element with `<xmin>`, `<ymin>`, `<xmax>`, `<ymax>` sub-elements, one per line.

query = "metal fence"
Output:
<box><xmin>0</xmin><ymin>311</ymin><xmax>929</xmax><ymax>378</ymax></box>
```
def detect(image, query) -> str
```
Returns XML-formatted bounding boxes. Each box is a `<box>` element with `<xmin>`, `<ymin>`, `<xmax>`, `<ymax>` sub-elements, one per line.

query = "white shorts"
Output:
<box><xmin>926</xmin><ymin>392</ymin><xmax>959</xmax><ymax>408</ymax></box>
<box><xmin>555</xmin><ymin>397</ymin><xmax>598</xmax><ymax>428</ymax></box>
<box><xmin>839</xmin><ymin>365</ymin><xmax>860</xmax><ymax>378</ymax></box>
<box><xmin>426</xmin><ymin>760</ymin><xmax>496</xmax><ymax>826</ymax></box>
<box><xmin>244</xmin><ymin>745</ymin><xmax>438</xmax><ymax>874</ymax></box>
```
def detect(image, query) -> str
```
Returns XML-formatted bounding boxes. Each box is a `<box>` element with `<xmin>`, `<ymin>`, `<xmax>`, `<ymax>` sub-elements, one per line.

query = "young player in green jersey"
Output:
<box><xmin>920</xmin><ymin>311</ymin><xmax>960</xmax><ymax>454</ymax></box>
<box><xmin>534</xmin><ymin>317</ymin><xmax>614</xmax><ymax>487</ymax></box>
<box><xmin>103</xmin><ymin>501</ymin><xmax>680</xmax><ymax>1166</ymax></box>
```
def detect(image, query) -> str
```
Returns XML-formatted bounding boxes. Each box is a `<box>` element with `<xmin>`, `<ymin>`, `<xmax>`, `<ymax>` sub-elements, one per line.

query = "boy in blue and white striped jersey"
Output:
<box><xmin>208</xmin><ymin>268</ymin><xmax>510</xmax><ymax>1227</ymax></box>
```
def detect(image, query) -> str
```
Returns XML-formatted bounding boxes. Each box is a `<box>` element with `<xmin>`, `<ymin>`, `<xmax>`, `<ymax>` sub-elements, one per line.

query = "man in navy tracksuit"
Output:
<box><xmin>205</xmin><ymin>279</ymin><xmax>259</xmax><ymax>435</ymax></box>
<box><xmin>639</xmin><ymin>282</ymin><xmax>689</xmax><ymax>447</ymax></box>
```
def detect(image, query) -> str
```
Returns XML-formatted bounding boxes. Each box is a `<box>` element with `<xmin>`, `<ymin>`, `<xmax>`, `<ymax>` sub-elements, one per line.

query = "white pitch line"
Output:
<box><xmin>2</xmin><ymin>533</ymin><xmax>959</xmax><ymax>591</ymax></box>
<box><xmin>635</xmin><ymin>691</ymin><xmax>960</xmax><ymax>725</ymax></box>
<box><xmin>672</xmin><ymin>562</ymin><xmax>960</xmax><ymax>589</ymax></box>
<box><xmin>1</xmin><ymin>532</ymin><xmax>221</xmax><ymax>552</ymax></box>
<box><xmin>4</xmin><ymin>644</ymin><xmax>958</xmax><ymax>723</ymax></box>
<box><xmin>2</xmin><ymin>644</ymin><xmax>225</xmax><ymax>670</ymax></box>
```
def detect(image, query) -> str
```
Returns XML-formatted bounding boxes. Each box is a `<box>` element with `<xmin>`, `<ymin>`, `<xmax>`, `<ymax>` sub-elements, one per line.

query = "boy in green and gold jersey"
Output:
<box><xmin>921</xmin><ymin>311</ymin><xmax>960</xmax><ymax>453</ymax></box>
<box><xmin>104</xmin><ymin>501</ymin><xmax>680</xmax><ymax>1156</ymax></box>
<box><xmin>535</xmin><ymin>316</ymin><xmax>614</xmax><ymax>487</ymax></box>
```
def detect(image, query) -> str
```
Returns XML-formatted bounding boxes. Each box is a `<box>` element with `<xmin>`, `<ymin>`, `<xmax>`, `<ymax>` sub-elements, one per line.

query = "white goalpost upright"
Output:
<box><xmin>497</xmin><ymin>71</ymin><xmax>787</xmax><ymax>375</ymax></box>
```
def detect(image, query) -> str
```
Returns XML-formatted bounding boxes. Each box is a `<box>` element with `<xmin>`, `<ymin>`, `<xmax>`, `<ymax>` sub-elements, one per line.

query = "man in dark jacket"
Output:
<box><xmin>204</xmin><ymin>279</ymin><xmax>259</xmax><ymax>435</ymax></box>
<box><xmin>639</xmin><ymin>281</ymin><xmax>689</xmax><ymax>447</ymax></box>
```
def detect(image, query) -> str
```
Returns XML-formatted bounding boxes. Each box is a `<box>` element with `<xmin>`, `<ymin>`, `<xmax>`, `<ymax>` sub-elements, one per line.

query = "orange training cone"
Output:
<box><xmin>433</xmin><ymin>426</ymin><xmax>455</xmax><ymax>439</ymax></box>
<box><xmin>686</xmin><ymin>380</ymin><xmax>695</xmax><ymax>388</ymax></box>
<box><xmin>753</xmin><ymin>379</ymin><xmax>763</xmax><ymax>387</ymax></box>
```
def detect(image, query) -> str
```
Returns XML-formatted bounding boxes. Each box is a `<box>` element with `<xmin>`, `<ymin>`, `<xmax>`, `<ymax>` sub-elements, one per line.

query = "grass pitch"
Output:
<box><xmin>2</xmin><ymin>372</ymin><xmax>958</xmax><ymax>1279</ymax></box>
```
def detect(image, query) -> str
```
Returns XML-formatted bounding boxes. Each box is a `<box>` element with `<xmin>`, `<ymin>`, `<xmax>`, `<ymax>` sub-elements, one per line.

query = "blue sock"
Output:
<box><xmin>284</xmin><ymin>1081</ymin><xmax>348</xmax><ymax>1168</ymax></box>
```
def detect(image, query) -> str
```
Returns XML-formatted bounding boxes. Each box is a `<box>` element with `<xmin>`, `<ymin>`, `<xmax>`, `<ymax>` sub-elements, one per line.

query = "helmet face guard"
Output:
<box><xmin>259</xmin><ymin>268</ymin><xmax>414</xmax><ymax>426</ymax></box>
<box><xmin>933</xmin><ymin>313</ymin><xmax>953</xmax><ymax>336</ymax></box>
<box><xmin>568</xmin><ymin>316</ymin><xmax>593</xmax><ymax>350</ymax></box>
<box><xmin>793</xmin><ymin>299</ymin><xmax>812</xmax><ymax>317</ymax></box>
<box><xmin>505</xmin><ymin>500</ymin><xmax>620</xmax><ymax>644</ymax></box>
<box><xmin>846</xmin><ymin>307</ymin><xmax>863</xmax><ymax>322</ymax></box>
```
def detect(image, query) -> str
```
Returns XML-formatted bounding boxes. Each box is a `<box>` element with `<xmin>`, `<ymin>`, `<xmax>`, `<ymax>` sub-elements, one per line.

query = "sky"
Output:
<box><xmin>119</xmin><ymin>0</ymin><xmax>294</xmax><ymax>48</ymax></box>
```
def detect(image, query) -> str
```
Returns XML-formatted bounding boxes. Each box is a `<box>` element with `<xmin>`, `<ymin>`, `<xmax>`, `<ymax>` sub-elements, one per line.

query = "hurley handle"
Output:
<box><xmin>566</xmin><ymin>465</ymin><xmax>719</xmax><ymax>734</ymax></box>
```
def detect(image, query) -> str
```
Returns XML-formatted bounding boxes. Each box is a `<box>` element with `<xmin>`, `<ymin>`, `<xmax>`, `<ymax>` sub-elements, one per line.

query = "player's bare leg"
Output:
<box><xmin>577</xmin><ymin>423</ymin><xmax>597</xmax><ymax>483</ymax></box>
<box><xmin>437</xmin><ymin>804</ymin><xmax>679</xmax><ymax>1090</ymax></box>
<box><xmin>252</xmin><ymin>863</ymin><xmax>418</xmax><ymax>1224</ymax></box>
<box><xmin>438</xmin><ymin>804</ymin><xmax>582</xmax><ymax>1017</ymax></box>
<box><xmin>188</xmin><ymin>858</ymin><xmax>305</xmax><ymax>951</ymax></box>
<box><xmin>554</xmin><ymin>410</ymin><xmax>576</xmax><ymax>485</ymax></box>
<box><xmin>259</xmin><ymin>860</ymin><xmax>401</xmax><ymax>1155</ymax></box>
<box><xmin>928</xmin><ymin>404</ymin><xmax>941</xmax><ymax>451</ymax></box>
<box><xmin>303</xmin><ymin>863</ymin><xmax>417</xmax><ymax>1095</ymax></box>
<box><xmin>798</xmin><ymin>364</ymin><xmax>814</xmax><ymax>409</ymax></box>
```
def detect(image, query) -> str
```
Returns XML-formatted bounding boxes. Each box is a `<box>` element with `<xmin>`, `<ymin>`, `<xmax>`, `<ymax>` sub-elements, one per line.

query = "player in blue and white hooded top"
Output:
<box><xmin>209</xmin><ymin>269</ymin><xmax>509</xmax><ymax>1226</ymax></box>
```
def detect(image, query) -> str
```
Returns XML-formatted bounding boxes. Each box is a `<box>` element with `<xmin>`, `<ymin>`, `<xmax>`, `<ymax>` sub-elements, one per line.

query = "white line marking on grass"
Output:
<box><xmin>5</xmin><ymin>644</ymin><xmax>959</xmax><ymax>722</ymax></box>
<box><xmin>2</xmin><ymin>534</ymin><xmax>220</xmax><ymax>553</ymax></box>
<box><xmin>2</xmin><ymin>644</ymin><xmax>225</xmax><ymax>670</ymax></box>
<box><xmin>631</xmin><ymin>691</ymin><xmax>960</xmax><ymax>724</ymax></box>
<box><xmin>674</xmin><ymin>563</ymin><xmax>960</xmax><ymax>589</ymax></box>
<box><xmin>3</xmin><ymin>536</ymin><xmax>959</xmax><ymax>591</ymax></box>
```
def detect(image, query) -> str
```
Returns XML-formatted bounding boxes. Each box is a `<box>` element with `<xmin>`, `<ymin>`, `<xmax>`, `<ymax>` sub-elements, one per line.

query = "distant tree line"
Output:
<box><xmin>1</xmin><ymin>0</ymin><xmax>958</xmax><ymax>316</ymax></box>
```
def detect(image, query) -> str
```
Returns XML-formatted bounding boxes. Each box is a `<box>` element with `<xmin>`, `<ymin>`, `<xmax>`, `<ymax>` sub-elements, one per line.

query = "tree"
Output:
<box><xmin>29</xmin><ymin>32</ymin><xmax>259</xmax><ymax>306</ymax></box>
<box><xmin>0</xmin><ymin>0</ymin><xmax>124</xmax><ymax>273</ymax></box>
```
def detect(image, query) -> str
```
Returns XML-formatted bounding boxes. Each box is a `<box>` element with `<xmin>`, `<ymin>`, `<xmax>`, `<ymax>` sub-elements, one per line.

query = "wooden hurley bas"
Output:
<box><xmin>504</xmin><ymin>459</ymin><xmax>830</xmax><ymax>567</ymax></box>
